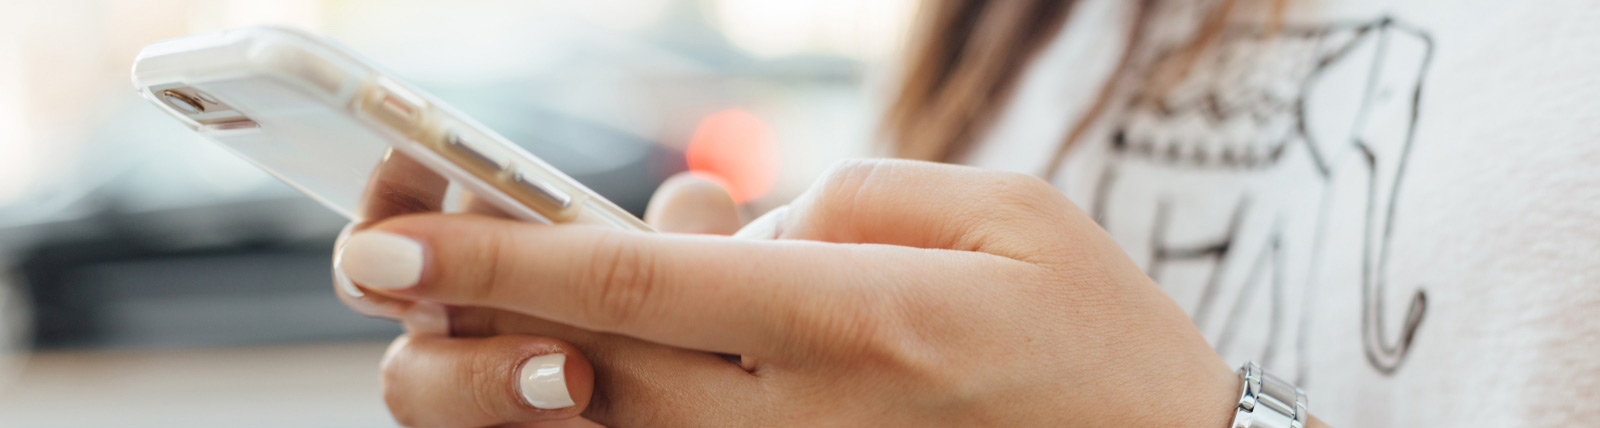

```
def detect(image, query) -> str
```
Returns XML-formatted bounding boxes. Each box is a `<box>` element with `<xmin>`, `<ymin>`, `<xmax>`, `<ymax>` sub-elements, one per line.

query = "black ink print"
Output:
<box><xmin>1091</xmin><ymin>17</ymin><xmax>1432</xmax><ymax>380</ymax></box>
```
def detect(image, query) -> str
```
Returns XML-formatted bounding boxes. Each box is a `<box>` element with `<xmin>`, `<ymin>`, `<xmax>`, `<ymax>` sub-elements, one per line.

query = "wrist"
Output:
<box><xmin>1128</xmin><ymin>358</ymin><xmax>1239</xmax><ymax>428</ymax></box>
<box><xmin>1198</xmin><ymin>361</ymin><xmax>1246</xmax><ymax>427</ymax></box>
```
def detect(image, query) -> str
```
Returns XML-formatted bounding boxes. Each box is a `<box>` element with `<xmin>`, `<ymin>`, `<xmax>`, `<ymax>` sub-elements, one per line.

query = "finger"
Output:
<box><xmin>384</xmin><ymin>329</ymin><xmax>760</xmax><ymax>428</ymax></box>
<box><xmin>446</xmin><ymin>306</ymin><xmax>597</xmax><ymax>341</ymax></box>
<box><xmin>644</xmin><ymin>172</ymin><xmax>742</xmax><ymax>235</ymax></box>
<box><xmin>401</xmin><ymin>301</ymin><xmax>452</xmax><ymax>336</ymax></box>
<box><xmin>781</xmin><ymin>159</ymin><xmax>1085</xmax><ymax>261</ymax></box>
<box><xmin>339</xmin><ymin>214</ymin><xmax>1019</xmax><ymax>357</ymax></box>
<box><xmin>333</xmin><ymin>150</ymin><xmax>453</xmax><ymax>318</ymax></box>
<box><xmin>333</xmin><ymin>221</ymin><xmax>414</xmax><ymax>319</ymax></box>
<box><xmin>579</xmin><ymin>337</ymin><xmax>763</xmax><ymax>428</ymax></box>
<box><xmin>380</xmin><ymin>334</ymin><xmax>593</xmax><ymax>428</ymax></box>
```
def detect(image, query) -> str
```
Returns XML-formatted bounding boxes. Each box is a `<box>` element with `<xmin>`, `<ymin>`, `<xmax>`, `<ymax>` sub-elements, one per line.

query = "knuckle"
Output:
<box><xmin>804</xmin><ymin>289</ymin><xmax>921</xmax><ymax>366</ymax></box>
<box><xmin>999</xmin><ymin>171</ymin><xmax>1055</xmax><ymax>194</ymax></box>
<box><xmin>986</xmin><ymin>172</ymin><xmax>1071</xmax><ymax>220</ymax></box>
<box><xmin>815</xmin><ymin>158</ymin><xmax>950</xmax><ymax>210</ymax></box>
<box><xmin>990</xmin><ymin>172</ymin><xmax>1058</xmax><ymax>203</ymax></box>
<box><xmin>466</xmin><ymin>347</ymin><xmax>511</xmax><ymax>418</ymax></box>
<box><xmin>461</xmin><ymin>224</ymin><xmax>516</xmax><ymax>302</ymax></box>
<box><xmin>817</xmin><ymin>159</ymin><xmax>882</xmax><ymax>201</ymax></box>
<box><xmin>820</xmin><ymin>158</ymin><xmax>879</xmax><ymax>182</ymax></box>
<box><xmin>828</xmin><ymin>293</ymin><xmax>963</xmax><ymax>397</ymax></box>
<box><xmin>580</xmin><ymin>233</ymin><xmax>656</xmax><ymax>330</ymax></box>
<box><xmin>810</xmin><ymin>159</ymin><xmax>890</xmax><ymax>229</ymax></box>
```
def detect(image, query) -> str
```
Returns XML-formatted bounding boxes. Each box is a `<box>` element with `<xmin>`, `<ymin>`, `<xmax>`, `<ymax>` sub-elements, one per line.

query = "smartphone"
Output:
<box><xmin>131</xmin><ymin>26</ymin><xmax>652</xmax><ymax>231</ymax></box>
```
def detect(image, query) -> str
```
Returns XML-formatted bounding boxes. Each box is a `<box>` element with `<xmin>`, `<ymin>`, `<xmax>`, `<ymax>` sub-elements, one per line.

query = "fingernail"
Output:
<box><xmin>332</xmin><ymin>259</ymin><xmax>365</xmax><ymax>298</ymax></box>
<box><xmin>333</xmin><ymin>223</ymin><xmax>365</xmax><ymax>298</ymax></box>
<box><xmin>517</xmin><ymin>353</ymin><xmax>575</xmax><ymax>409</ymax></box>
<box><xmin>337</xmin><ymin>231</ymin><xmax>424</xmax><ymax>290</ymax></box>
<box><xmin>402</xmin><ymin>301</ymin><xmax>450</xmax><ymax>336</ymax></box>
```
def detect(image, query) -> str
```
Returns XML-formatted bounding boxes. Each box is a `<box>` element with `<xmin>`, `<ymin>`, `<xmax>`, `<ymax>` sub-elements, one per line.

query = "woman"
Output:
<box><xmin>333</xmin><ymin>0</ymin><xmax>1600</xmax><ymax>426</ymax></box>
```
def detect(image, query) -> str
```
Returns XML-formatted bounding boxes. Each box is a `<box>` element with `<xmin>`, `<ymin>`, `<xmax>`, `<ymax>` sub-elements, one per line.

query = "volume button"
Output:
<box><xmin>512</xmin><ymin>168</ymin><xmax>574</xmax><ymax>210</ymax></box>
<box><xmin>445</xmin><ymin>131</ymin><xmax>509</xmax><ymax>171</ymax></box>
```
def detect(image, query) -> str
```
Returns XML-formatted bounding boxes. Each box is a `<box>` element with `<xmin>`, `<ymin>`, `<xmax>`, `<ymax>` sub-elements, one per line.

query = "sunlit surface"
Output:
<box><xmin>0</xmin><ymin>343</ymin><xmax>391</xmax><ymax>428</ymax></box>
<box><xmin>0</xmin><ymin>31</ymin><xmax>28</xmax><ymax>206</ymax></box>
<box><xmin>711</xmin><ymin>0</ymin><xmax>920</xmax><ymax>59</ymax></box>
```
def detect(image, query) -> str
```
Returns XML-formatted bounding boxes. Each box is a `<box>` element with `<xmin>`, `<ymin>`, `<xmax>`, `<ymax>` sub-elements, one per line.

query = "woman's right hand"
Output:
<box><xmin>340</xmin><ymin>160</ymin><xmax>1241</xmax><ymax>427</ymax></box>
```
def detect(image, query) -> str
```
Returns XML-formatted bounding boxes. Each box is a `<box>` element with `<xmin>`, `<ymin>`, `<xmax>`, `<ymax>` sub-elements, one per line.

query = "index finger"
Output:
<box><xmin>333</xmin><ymin>149</ymin><xmax>451</xmax><ymax>307</ymax></box>
<box><xmin>340</xmin><ymin>214</ymin><xmax>1016</xmax><ymax>359</ymax></box>
<box><xmin>336</xmin><ymin>148</ymin><xmax>506</xmax><ymax>303</ymax></box>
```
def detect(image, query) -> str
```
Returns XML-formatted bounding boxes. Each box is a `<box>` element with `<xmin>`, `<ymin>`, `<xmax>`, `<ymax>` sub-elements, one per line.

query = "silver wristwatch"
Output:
<box><xmin>1229</xmin><ymin>362</ymin><xmax>1307</xmax><ymax>428</ymax></box>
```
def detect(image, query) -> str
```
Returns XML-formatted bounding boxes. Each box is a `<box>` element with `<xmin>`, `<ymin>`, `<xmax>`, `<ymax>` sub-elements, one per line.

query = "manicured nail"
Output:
<box><xmin>332</xmin><ymin>262</ymin><xmax>366</xmax><ymax>298</ymax></box>
<box><xmin>402</xmin><ymin>301</ymin><xmax>450</xmax><ymax>336</ymax></box>
<box><xmin>518</xmin><ymin>354</ymin><xmax>575</xmax><ymax>409</ymax></box>
<box><xmin>334</xmin><ymin>223</ymin><xmax>366</xmax><ymax>298</ymax></box>
<box><xmin>337</xmin><ymin>231</ymin><xmax>424</xmax><ymax>290</ymax></box>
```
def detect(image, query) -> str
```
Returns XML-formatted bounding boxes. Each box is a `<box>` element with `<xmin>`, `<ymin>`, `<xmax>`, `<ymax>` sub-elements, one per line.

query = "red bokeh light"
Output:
<box><xmin>685</xmin><ymin>108</ymin><xmax>780</xmax><ymax>203</ymax></box>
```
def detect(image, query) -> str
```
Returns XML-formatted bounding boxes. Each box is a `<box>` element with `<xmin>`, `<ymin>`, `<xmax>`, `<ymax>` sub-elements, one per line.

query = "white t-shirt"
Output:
<box><xmin>963</xmin><ymin>0</ymin><xmax>1600</xmax><ymax>426</ymax></box>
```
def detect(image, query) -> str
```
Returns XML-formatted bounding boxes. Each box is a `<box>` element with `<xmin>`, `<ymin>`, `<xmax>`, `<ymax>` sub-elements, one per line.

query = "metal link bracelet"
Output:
<box><xmin>1229</xmin><ymin>362</ymin><xmax>1308</xmax><ymax>428</ymax></box>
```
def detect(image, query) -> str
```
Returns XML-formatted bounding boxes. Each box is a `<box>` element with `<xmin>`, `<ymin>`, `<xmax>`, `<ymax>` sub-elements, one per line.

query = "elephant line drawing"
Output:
<box><xmin>1085</xmin><ymin>17</ymin><xmax>1434</xmax><ymax>382</ymax></box>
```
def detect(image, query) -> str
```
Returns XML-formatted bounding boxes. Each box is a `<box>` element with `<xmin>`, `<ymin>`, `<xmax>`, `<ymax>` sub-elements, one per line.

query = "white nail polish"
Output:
<box><xmin>518</xmin><ymin>354</ymin><xmax>575</xmax><ymax>409</ymax></box>
<box><xmin>337</xmin><ymin>231</ymin><xmax>424</xmax><ymax>289</ymax></box>
<box><xmin>334</xmin><ymin>223</ymin><xmax>365</xmax><ymax>298</ymax></box>
<box><xmin>332</xmin><ymin>255</ymin><xmax>366</xmax><ymax>298</ymax></box>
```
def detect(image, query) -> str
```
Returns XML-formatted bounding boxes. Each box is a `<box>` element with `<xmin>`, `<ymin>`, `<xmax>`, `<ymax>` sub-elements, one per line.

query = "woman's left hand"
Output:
<box><xmin>340</xmin><ymin>159</ymin><xmax>1240</xmax><ymax>427</ymax></box>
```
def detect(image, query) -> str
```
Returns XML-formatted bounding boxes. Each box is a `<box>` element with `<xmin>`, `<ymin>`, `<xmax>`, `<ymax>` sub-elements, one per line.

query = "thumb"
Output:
<box><xmin>776</xmin><ymin>160</ymin><xmax>1082</xmax><ymax>258</ymax></box>
<box><xmin>644</xmin><ymin>172</ymin><xmax>742</xmax><ymax>235</ymax></box>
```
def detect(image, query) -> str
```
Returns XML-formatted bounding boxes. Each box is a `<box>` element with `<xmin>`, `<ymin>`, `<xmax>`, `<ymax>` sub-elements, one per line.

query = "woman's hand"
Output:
<box><xmin>340</xmin><ymin>160</ymin><xmax>1240</xmax><ymax>427</ymax></box>
<box><xmin>333</xmin><ymin>171</ymin><xmax>743</xmax><ymax>428</ymax></box>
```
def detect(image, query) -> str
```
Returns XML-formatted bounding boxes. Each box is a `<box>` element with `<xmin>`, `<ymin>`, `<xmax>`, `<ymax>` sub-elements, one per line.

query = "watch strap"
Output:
<box><xmin>1229</xmin><ymin>362</ymin><xmax>1307</xmax><ymax>428</ymax></box>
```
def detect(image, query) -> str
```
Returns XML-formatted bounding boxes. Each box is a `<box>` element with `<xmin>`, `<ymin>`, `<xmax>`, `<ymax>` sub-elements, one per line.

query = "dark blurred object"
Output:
<box><xmin>14</xmin><ymin>197</ymin><xmax>392</xmax><ymax>349</ymax></box>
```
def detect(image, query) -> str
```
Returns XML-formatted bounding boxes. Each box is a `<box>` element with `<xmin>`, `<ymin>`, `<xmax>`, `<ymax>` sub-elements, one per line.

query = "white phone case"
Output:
<box><xmin>132</xmin><ymin>27</ymin><xmax>651</xmax><ymax>231</ymax></box>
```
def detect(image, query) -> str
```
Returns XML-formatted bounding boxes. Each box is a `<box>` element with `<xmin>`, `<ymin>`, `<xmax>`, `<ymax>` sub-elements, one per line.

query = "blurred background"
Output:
<box><xmin>0</xmin><ymin>0</ymin><xmax>916</xmax><ymax>426</ymax></box>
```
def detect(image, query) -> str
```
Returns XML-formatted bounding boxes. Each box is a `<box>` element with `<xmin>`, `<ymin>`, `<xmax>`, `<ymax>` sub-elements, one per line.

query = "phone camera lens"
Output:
<box><xmin>162</xmin><ymin>90</ymin><xmax>204</xmax><ymax>114</ymax></box>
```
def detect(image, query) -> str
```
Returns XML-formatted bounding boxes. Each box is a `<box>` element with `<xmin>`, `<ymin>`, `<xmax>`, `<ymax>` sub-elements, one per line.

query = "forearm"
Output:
<box><xmin>1308</xmin><ymin>415</ymin><xmax>1330</xmax><ymax>428</ymax></box>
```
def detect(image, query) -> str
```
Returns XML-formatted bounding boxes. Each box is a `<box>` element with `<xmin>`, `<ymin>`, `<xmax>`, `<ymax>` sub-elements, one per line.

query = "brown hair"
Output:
<box><xmin>882</xmin><ymin>0</ymin><xmax>1278</xmax><ymax>175</ymax></box>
